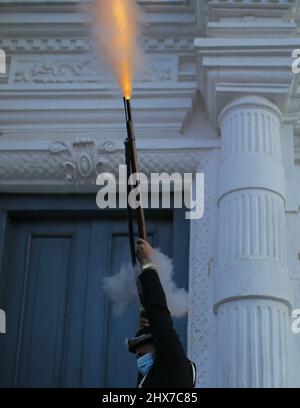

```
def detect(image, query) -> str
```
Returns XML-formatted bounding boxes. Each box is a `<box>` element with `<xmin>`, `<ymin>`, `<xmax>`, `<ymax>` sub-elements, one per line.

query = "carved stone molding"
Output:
<box><xmin>208</xmin><ymin>0</ymin><xmax>295</xmax><ymax>18</ymax></box>
<box><xmin>295</xmin><ymin>133</ymin><xmax>300</xmax><ymax>165</ymax></box>
<box><xmin>14</xmin><ymin>59</ymin><xmax>101</xmax><ymax>84</ymax></box>
<box><xmin>49</xmin><ymin>139</ymin><xmax>113</xmax><ymax>184</ymax></box>
<box><xmin>10</xmin><ymin>55</ymin><xmax>195</xmax><ymax>85</ymax></box>
<box><xmin>0</xmin><ymin>36</ymin><xmax>195</xmax><ymax>54</ymax></box>
<box><xmin>207</xmin><ymin>0</ymin><xmax>296</xmax><ymax>38</ymax></box>
<box><xmin>0</xmin><ymin>139</ymin><xmax>207</xmax><ymax>190</ymax></box>
<box><xmin>188</xmin><ymin>150</ymin><xmax>219</xmax><ymax>387</ymax></box>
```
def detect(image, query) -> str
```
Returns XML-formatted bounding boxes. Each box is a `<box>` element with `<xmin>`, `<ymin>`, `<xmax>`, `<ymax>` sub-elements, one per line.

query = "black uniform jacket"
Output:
<box><xmin>136</xmin><ymin>267</ymin><xmax>196</xmax><ymax>388</ymax></box>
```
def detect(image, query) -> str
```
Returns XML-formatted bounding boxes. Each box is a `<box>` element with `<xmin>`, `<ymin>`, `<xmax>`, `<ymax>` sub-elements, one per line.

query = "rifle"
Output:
<box><xmin>123</xmin><ymin>97</ymin><xmax>147</xmax><ymax>266</ymax></box>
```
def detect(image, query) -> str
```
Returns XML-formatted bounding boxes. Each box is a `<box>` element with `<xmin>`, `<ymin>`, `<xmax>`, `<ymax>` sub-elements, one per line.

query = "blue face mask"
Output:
<box><xmin>137</xmin><ymin>352</ymin><xmax>154</xmax><ymax>376</ymax></box>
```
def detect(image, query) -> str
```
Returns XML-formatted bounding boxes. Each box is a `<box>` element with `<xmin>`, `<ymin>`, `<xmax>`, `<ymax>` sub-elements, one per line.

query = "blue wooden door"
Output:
<box><xmin>0</xmin><ymin>198</ymin><xmax>189</xmax><ymax>388</ymax></box>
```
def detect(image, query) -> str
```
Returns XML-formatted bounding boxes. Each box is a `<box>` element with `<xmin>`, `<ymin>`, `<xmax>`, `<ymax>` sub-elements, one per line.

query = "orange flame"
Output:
<box><xmin>90</xmin><ymin>0</ymin><xmax>141</xmax><ymax>99</ymax></box>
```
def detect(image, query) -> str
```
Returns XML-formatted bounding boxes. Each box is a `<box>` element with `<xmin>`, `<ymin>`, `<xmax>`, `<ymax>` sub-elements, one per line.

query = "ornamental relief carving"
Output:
<box><xmin>22</xmin><ymin>139</ymin><xmax>202</xmax><ymax>186</ymax></box>
<box><xmin>49</xmin><ymin>139</ymin><xmax>119</xmax><ymax>184</ymax></box>
<box><xmin>0</xmin><ymin>139</ymin><xmax>204</xmax><ymax>188</ymax></box>
<box><xmin>188</xmin><ymin>152</ymin><xmax>219</xmax><ymax>387</ymax></box>
<box><xmin>15</xmin><ymin>60</ymin><xmax>100</xmax><ymax>84</ymax></box>
<box><xmin>12</xmin><ymin>57</ymin><xmax>176</xmax><ymax>84</ymax></box>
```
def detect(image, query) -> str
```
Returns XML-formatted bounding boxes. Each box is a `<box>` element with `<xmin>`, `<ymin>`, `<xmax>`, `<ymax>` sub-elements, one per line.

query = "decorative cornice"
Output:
<box><xmin>0</xmin><ymin>88</ymin><xmax>196</xmax><ymax>135</ymax></box>
<box><xmin>0</xmin><ymin>0</ymin><xmax>198</xmax><ymax>37</ymax></box>
<box><xmin>0</xmin><ymin>36</ymin><xmax>195</xmax><ymax>53</ymax></box>
<box><xmin>207</xmin><ymin>0</ymin><xmax>296</xmax><ymax>37</ymax></box>
<box><xmin>208</xmin><ymin>0</ymin><xmax>295</xmax><ymax>18</ymax></box>
<box><xmin>194</xmin><ymin>37</ymin><xmax>298</xmax><ymax>125</ymax></box>
<box><xmin>0</xmin><ymin>0</ymin><xmax>194</xmax><ymax>11</ymax></box>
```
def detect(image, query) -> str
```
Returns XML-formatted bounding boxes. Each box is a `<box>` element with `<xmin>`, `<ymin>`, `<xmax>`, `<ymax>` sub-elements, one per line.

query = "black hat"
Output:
<box><xmin>126</xmin><ymin>326</ymin><xmax>153</xmax><ymax>354</ymax></box>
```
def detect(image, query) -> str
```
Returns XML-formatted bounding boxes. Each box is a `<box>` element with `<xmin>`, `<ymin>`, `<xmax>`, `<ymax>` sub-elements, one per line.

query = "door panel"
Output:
<box><xmin>17</xmin><ymin>235</ymin><xmax>72</xmax><ymax>388</ymax></box>
<box><xmin>0</xmin><ymin>208</ymin><xmax>188</xmax><ymax>388</ymax></box>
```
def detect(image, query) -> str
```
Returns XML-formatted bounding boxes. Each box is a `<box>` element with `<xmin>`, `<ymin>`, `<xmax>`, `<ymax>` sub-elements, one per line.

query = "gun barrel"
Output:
<box><xmin>122</xmin><ymin>97</ymin><xmax>147</xmax><ymax>241</ymax></box>
<box><xmin>123</xmin><ymin>97</ymin><xmax>133</xmax><ymax>124</ymax></box>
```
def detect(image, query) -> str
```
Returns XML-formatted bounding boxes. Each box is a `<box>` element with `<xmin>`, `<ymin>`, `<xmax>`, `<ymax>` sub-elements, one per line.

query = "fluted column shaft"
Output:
<box><xmin>215</xmin><ymin>96</ymin><xmax>292</xmax><ymax>387</ymax></box>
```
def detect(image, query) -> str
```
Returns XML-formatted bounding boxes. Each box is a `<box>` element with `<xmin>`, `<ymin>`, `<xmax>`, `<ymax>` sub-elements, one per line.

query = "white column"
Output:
<box><xmin>215</xmin><ymin>96</ymin><xmax>292</xmax><ymax>388</ymax></box>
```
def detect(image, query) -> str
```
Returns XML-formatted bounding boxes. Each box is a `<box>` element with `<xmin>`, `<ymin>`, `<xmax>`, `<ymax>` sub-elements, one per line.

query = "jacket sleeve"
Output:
<box><xmin>137</xmin><ymin>267</ymin><xmax>187</xmax><ymax>363</ymax></box>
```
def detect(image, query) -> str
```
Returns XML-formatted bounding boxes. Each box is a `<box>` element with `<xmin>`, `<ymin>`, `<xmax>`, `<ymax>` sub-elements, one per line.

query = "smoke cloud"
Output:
<box><xmin>102</xmin><ymin>262</ymin><xmax>138</xmax><ymax>318</ymax></box>
<box><xmin>102</xmin><ymin>249</ymin><xmax>189</xmax><ymax>318</ymax></box>
<box><xmin>152</xmin><ymin>250</ymin><xmax>189</xmax><ymax>319</ymax></box>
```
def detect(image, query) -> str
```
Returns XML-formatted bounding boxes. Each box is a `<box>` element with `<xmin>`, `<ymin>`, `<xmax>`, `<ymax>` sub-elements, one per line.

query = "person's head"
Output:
<box><xmin>126</xmin><ymin>327</ymin><xmax>155</xmax><ymax>376</ymax></box>
<box><xmin>126</xmin><ymin>326</ymin><xmax>153</xmax><ymax>354</ymax></box>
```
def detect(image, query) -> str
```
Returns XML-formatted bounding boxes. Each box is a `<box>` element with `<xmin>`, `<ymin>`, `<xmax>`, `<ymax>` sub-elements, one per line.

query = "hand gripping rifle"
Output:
<box><xmin>123</xmin><ymin>98</ymin><xmax>147</xmax><ymax>267</ymax></box>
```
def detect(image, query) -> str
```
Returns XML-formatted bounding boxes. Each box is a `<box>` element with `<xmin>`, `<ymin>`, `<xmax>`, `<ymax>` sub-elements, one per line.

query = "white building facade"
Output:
<box><xmin>0</xmin><ymin>0</ymin><xmax>300</xmax><ymax>387</ymax></box>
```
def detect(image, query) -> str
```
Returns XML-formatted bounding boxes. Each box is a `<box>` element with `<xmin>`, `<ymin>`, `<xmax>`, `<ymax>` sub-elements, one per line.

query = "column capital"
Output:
<box><xmin>218</xmin><ymin>96</ymin><xmax>282</xmax><ymax>129</ymax></box>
